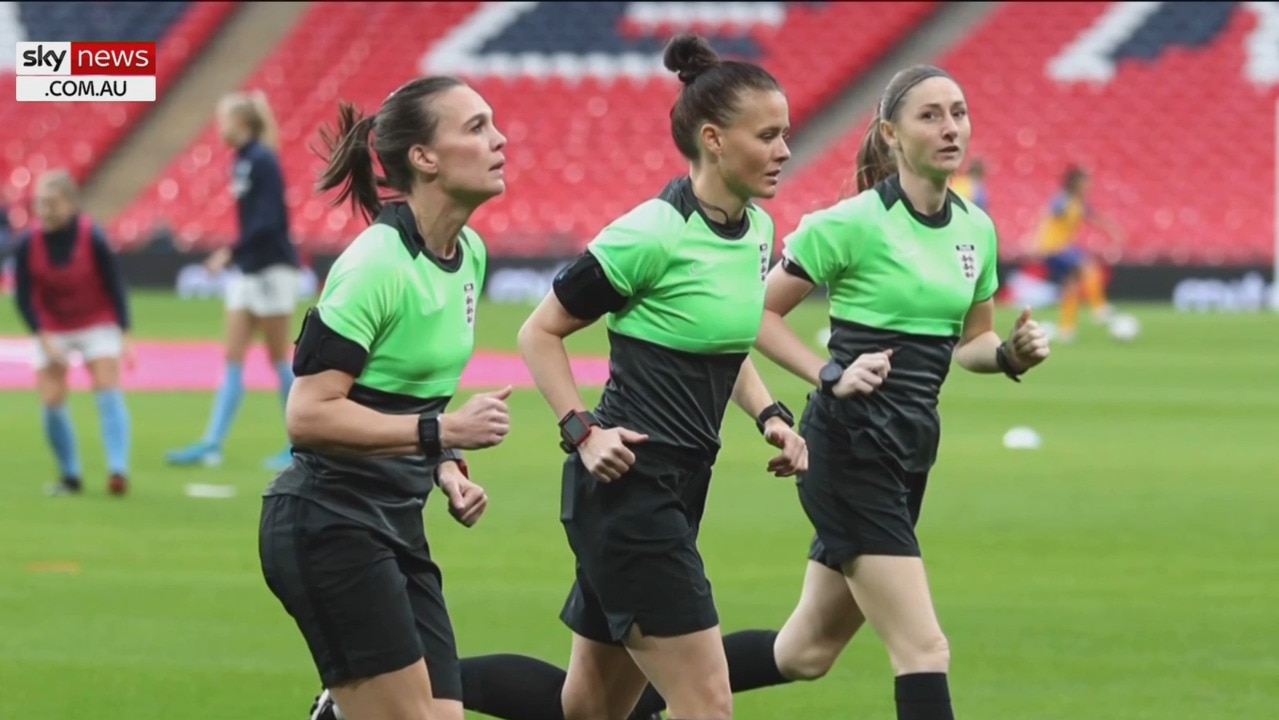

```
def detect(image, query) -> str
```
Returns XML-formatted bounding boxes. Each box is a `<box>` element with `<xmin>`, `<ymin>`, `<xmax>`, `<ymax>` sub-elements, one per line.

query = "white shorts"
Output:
<box><xmin>34</xmin><ymin>323</ymin><xmax>123</xmax><ymax>370</ymax></box>
<box><xmin>225</xmin><ymin>263</ymin><xmax>301</xmax><ymax>317</ymax></box>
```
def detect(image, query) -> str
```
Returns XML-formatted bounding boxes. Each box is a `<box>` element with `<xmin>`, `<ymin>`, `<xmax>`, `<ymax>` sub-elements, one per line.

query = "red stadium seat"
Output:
<box><xmin>0</xmin><ymin>2</ymin><xmax>240</xmax><ymax>210</ymax></box>
<box><xmin>770</xmin><ymin>2</ymin><xmax>1279</xmax><ymax>266</ymax></box>
<box><xmin>110</xmin><ymin>1</ymin><xmax>938</xmax><ymax>254</ymax></box>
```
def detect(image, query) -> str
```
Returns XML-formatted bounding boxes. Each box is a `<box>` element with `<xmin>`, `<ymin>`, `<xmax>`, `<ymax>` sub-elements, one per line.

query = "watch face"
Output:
<box><xmin>821</xmin><ymin>363</ymin><xmax>842</xmax><ymax>383</ymax></box>
<box><xmin>563</xmin><ymin>416</ymin><xmax>589</xmax><ymax>442</ymax></box>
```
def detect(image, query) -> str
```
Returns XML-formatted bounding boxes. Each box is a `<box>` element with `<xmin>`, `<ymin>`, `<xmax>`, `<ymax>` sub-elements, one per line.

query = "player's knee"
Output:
<box><xmin>666</xmin><ymin>676</ymin><xmax>732</xmax><ymax>720</ymax></box>
<box><xmin>889</xmin><ymin>631</ymin><xmax>950</xmax><ymax>675</ymax></box>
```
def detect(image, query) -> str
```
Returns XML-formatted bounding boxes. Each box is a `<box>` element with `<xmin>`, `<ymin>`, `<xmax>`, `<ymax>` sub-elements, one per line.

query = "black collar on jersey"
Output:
<box><xmin>875</xmin><ymin>174</ymin><xmax>967</xmax><ymax>229</ymax></box>
<box><xmin>659</xmin><ymin>175</ymin><xmax>752</xmax><ymax>240</ymax></box>
<box><xmin>375</xmin><ymin>202</ymin><xmax>465</xmax><ymax>273</ymax></box>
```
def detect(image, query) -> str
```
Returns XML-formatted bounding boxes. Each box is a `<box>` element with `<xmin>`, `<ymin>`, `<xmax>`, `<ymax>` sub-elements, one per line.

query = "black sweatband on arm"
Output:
<box><xmin>292</xmin><ymin>307</ymin><xmax>369</xmax><ymax>378</ymax></box>
<box><xmin>552</xmin><ymin>251</ymin><xmax>628</xmax><ymax>321</ymax></box>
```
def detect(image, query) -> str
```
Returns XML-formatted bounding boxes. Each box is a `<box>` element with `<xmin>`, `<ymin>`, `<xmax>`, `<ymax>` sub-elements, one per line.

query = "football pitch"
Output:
<box><xmin>0</xmin><ymin>292</ymin><xmax>1275</xmax><ymax>719</ymax></box>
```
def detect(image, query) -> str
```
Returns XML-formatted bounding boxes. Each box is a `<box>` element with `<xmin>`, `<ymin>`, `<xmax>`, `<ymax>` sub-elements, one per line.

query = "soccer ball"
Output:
<box><xmin>1107</xmin><ymin>313</ymin><xmax>1140</xmax><ymax>342</ymax></box>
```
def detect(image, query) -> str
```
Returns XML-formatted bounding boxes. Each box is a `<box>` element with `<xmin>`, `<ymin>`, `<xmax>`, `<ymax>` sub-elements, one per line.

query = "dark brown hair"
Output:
<box><xmin>1062</xmin><ymin>164</ymin><xmax>1087</xmax><ymax>192</ymax></box>
<box><xmin>855</xmin><ymin>65</ymin><xmax>957</xmax><ymax>193</ymax></box>
<box><xmin>663</xmin><ymin>33</ymin><xmax>782</xmax><ymax>161</ymax></box>
<box><xmin>315</xmin><ymin>76</ymin><xmax>466</xmax><ymax>222</ymax></box>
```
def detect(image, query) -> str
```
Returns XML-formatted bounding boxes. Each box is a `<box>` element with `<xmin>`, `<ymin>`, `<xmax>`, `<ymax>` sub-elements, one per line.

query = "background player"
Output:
<box><xmin>261</xmin><ymin>76</ymin><xmax>514</xmax><ymax>720</ymax></box>
<box><xmin>12</xmin><ymin>169</ymin><xmax>133</xmax><ymax>497</ymax></box>
<box><xmin>166</xmin><ymin>90</ymin><xmax>299</xmax><ymax>471</ymax></box>
<box><xmin>1030</xmin><ymin>164</ymin><xmax>1125</xmax><ymax>341</ymax></box>
<box><xmin>948</xmin><ymin>157</ymin><xmax>987</xmax><ymax>212</ymax></box>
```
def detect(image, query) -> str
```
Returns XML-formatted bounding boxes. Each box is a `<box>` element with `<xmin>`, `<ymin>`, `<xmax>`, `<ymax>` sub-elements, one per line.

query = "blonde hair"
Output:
<box><xmin>221</xmin><ymin>89</ymin><xmax>279</xmax><ymax>150</ymax></box>
<box><xmin>37</xmin><ymin>168</ymin><xmax>80</xmax><ymax>207</ymax></box>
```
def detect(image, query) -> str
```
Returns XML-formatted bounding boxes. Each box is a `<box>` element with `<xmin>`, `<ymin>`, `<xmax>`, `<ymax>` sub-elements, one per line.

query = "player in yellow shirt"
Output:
<box><xmin>949</xmin><ymin>158</ymin><xmax>988</xmax><ymax>211</ymax></box>
<box><xmin>1034</xmin><ymin>166</ymin><xmax>1123</xmax><ymax>340</ymax></box>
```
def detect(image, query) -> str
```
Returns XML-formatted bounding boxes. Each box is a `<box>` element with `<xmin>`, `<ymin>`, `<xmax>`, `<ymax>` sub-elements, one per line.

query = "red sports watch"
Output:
<box><xmin>558</xmin><ymin>409</ymin><xmax>597</xmax><ymax>454</ymax></box>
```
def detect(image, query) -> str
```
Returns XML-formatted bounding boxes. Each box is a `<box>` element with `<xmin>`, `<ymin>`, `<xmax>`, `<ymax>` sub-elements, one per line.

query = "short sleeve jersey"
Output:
<box><xmin>587</xmin><ymin>176</ymin><xmax>775</xmax><ymax>456</ymax></box>
<box><xmin>783</xmin><ymin>175</ymin><xmax>999</xmax><ymax>472</ymax></box>
<box><xmin>264</xmin><ymin>202</ymin><xmax>486</xmax><ymax>547</ymax></box>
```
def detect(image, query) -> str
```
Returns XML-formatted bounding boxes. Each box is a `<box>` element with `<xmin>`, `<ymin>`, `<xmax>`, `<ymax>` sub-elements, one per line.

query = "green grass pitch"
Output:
<box><xmin>0</xmin><ymin>292</ymin><xmax>1276</xmax><ymax>719</ymax></box>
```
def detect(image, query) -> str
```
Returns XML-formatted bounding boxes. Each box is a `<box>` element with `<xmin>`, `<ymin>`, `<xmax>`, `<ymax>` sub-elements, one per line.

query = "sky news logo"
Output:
<box><xmin>14</xmin><ymin>41</ymin><xmax>157</xmax><ymax>102</ymax></box>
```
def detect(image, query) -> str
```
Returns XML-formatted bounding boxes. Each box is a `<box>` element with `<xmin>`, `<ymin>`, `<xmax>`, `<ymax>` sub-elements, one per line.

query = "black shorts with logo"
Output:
<box><xmin>797</xmin><ymin>393</ymin><xmax>931</xmax><ymax>570</ymax></box>
<box><xmin>558</xmin><ymin>443</ymin><xmax>720</xmax><ymax>644</ymax></box>
<box><xmin>258</xmin><ymin>493</ymin><xmax>462</xmax><ymax>698</ymax></box>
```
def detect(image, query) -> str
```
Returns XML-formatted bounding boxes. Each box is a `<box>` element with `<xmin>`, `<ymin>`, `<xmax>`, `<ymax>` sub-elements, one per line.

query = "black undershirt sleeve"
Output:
<box><xmin>551</xmin><ymin>251</ymin><xmax>628</xmax><ymax>321</ymax></box>
<box><xmin>780</xmin><ymin>255</ymin><xmax>815</xmax><ymax>284</ymax></box>
<box><xmin>291</xmin><ymin>307</ymin><xmax>370</xmax><ymax>379</ymax></box>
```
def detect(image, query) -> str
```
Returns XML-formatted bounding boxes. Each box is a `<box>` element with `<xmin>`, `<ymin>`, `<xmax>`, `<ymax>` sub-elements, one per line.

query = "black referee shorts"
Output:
<box><xmin>558</xmin><ymin>444</ymin><xmax>719</xmax><ymax>644</ymax></box>
<box><xmin>258</xmin><ymin>493</ymin><xmax>462</xmax><ymax>698</ymax></box>
<box><xmin>797</xmin><ymin>393</ymin><xmax>931</xmax><ymax>570</ymax></box>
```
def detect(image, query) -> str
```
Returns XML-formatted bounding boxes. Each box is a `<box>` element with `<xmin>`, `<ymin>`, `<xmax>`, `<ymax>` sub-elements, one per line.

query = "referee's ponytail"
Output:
<box><xmin>315</xmin><ymin>76</ymin><xmax>465</xmax><ymax>223</ymax></box>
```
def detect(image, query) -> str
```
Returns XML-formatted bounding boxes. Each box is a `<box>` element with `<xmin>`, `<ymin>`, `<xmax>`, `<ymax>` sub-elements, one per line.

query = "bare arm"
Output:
<box><xmin>731</xmin><ymin>356</ymin><xmax>780</xmax><ymax>420</ymax></box>
<box><xmin>517</xmin><ymin>292</ymin><xmax>597</xmax><ymax>421</ymax></box>
<box><xmin>756</xmin><ymin>264</ymin><xmax>826</xmax><ymax>386</ymax></box>
<box><xmin>953</xmin><ymin>298</ymin><xmax>1004</xmax><ymax>374</ymax></box>
<box><xmin>286</xmin><ymin>370</ymin><xmax>420</xmax><ymax>457</ymax></box>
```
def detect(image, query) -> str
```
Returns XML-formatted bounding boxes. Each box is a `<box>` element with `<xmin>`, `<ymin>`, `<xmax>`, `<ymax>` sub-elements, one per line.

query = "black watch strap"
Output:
<box><xmin>417</xmin><ymin>414</ymin><xmax>444</xmax><ymax>457</ymax></box>
<box><xmin>756</xmin><ymin>402</ymin><xmax>794</xmax><ymax>435</ymax></box>
<box><xmin>995</xmin><ymin>342</ymin><xmax>1024</xmax><ymax>383</ymax></box>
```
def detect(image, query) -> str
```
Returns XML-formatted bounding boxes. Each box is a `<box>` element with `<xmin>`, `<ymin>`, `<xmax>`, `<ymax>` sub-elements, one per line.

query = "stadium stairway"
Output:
<box><xmin>782</xmin><ymin>1</ymin><xmax>998</xmax><ymax>176</ymax></box>
<box><xmin>83</xmin><ymin>2</ymin><xmax>312</xmax><ymax>222</ymax></box>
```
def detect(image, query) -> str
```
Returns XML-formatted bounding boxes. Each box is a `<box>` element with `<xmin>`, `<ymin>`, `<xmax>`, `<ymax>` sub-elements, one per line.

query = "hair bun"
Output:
<box><xmin>662</xmin><ymin>33</ymin><xmax>720</xmax><ymax>86</ymax></box>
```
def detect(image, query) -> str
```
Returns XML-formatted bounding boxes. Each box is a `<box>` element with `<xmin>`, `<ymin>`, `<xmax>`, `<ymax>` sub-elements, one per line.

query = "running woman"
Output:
<box><xmin>260</xmin><ymin>76</ymin><xmax>512</xmax><ymax>720</ymax></box>
<box><xmin>436</xmin><ymin>32</ymin><xmax>805</xmax><ymax>720</ymax></box>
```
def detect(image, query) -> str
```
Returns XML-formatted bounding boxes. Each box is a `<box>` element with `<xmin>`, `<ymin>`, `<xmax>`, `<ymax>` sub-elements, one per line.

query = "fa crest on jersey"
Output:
<box><xmin>463</xmin><ymin>282</ymin><xmax>476</xmax><ymax>327</ymax></box>
<box><xmin>955</xmin><ymin>244</ymin><xmax>977</xmax><ymax>281</ymax></box>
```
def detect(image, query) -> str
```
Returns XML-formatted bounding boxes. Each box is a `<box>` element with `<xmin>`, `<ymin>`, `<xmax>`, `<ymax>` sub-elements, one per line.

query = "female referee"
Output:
<box><xmin>259</xmin><ymin>76</ymin><xmax>514</xmax><ymax>720</ymax></box>
<box><xmin>424</xmin><ymin>33</ymin><xmax>806</xmax><ymax>720</ymax></box>
<box><xmin>166</xmin><ymin>90</ymin><xmax>299</xmax><ymax>471</ymax></box>
<box><xmin>634</xmin><ymin>65</ymin><xmax>1051</xmax><ymax>720</ymax></box>
<box><xmin>13</xmin><ymin>169</ymin><xmax>133</xmax><ymax>497</ymax></box>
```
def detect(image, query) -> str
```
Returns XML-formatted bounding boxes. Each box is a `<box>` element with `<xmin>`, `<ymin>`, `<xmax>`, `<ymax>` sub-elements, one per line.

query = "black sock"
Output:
<box><xmin>895</xmin><ymin>672</ymin><xmax>954</xmax><ymax>720</ymax></box>
<box><xmin>459</xmin><ymin>654</ymin><xmax>566</xmax><ymax>720</ymax></box>
<box><xmin>627</xmin><ymin>629</ymin><xmax>791</xmax><ymax>719</ymax></box>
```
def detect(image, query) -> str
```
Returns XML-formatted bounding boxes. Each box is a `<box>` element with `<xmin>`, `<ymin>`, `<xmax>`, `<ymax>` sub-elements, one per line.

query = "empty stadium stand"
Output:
<box><xmin>774</xmin><ymin>1</ymin><xmax>1279</xmax><ymax>265</ymax></box>
<box><xmin>109</xmin><ymin>1</ymin><xmax>938</xmax><ymax>254</ymax></box>
<box><xmin>0</xmin><ymin>1</ymin><xmax>239</xmax><ymax>229</ymax></box>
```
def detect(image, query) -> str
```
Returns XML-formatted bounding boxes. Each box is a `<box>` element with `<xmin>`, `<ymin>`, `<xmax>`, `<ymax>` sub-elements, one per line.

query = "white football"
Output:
<box><xmin>1108</xmin><ymin>313</ymin><xmax>1140</xmax><ymax>342</ymax></box>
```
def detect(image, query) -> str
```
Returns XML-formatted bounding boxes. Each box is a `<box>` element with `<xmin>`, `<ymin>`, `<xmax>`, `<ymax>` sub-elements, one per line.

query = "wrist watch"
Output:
<box><xmin>417</xmin><ymin>414</ymin><xmax>443</xmax><ymax>457</ymax></box>
<box><xmin>995</xmin><ymin>342</ymin><xmax>1024</xmax><ymax>383</ymax></box>
<box><xmin>558</xmin><ymin>409</ymin><xmax>598</xmax><ymax>454</ymax></box>
<box><xmin>756</xmin><ymin>402</ymin><xmax>795</xmax><ymax>435</ymax></box>
<box><xmin>818</xmin><ymin>360</ymin><xmax>843</xmax><ymax>397</ymax></box>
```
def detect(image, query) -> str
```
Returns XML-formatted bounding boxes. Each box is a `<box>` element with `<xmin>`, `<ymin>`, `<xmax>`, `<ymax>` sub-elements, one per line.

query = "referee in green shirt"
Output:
<box><xmin>258</xmin><ymin>76</ymin><xmax>514</xmax><ymax>720</ymax></box>
<box><xmin>439</xmin><ymin>33</ymin><xmax>805</xmax><ymax>720</ymax></box>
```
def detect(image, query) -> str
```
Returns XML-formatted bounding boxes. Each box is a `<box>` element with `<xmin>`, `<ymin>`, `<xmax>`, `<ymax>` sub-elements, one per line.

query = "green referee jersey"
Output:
<box><xmin>589</xmin><ymin>176</ymin><xmax>776</xmax><ymax>456</ymax></box>
<box><xmin>264</xmin><ymin>203</ymin><xmax>486</xmax><ymax>545</ymax></box>
<box><xmin>782</xmin><ymin>175</ymin><xmax>1000</xmax><ymax>472</ymax></box>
